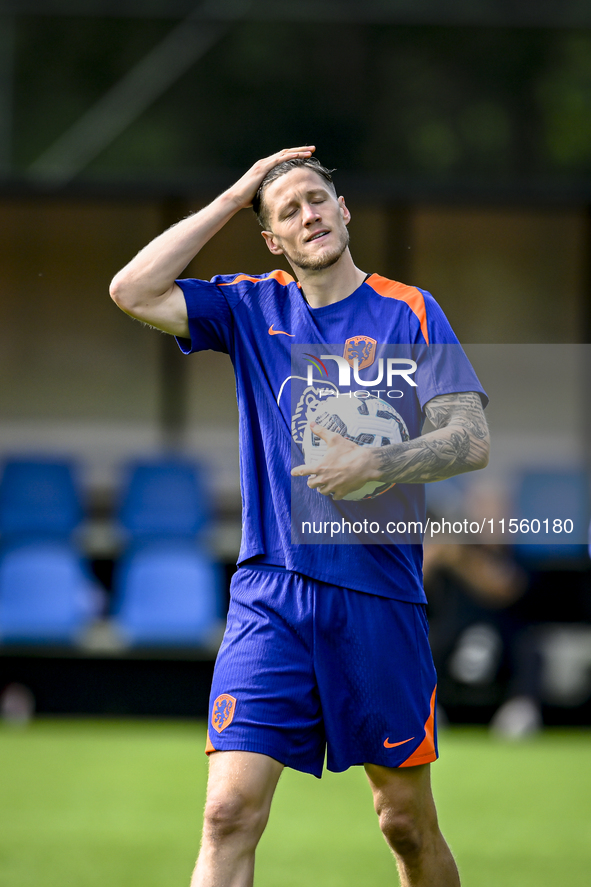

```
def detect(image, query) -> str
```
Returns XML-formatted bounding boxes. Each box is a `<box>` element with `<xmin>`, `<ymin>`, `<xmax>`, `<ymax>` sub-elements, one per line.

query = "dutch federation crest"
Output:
<box><xmin>344</xmin><ymin>336</ymin><xmax>377</xmax><ymax>370</ymax></box>
<box><xmin>211</xmin><ymin>694</ymin><xmax>236</xmax><ymax>733</ymax></box>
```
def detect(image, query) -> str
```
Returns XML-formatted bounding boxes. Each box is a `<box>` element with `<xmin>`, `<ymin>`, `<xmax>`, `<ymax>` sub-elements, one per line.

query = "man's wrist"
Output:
<box><xmin>218</xmin><ymin>186</ymin><xmax>252</xmax><ymax>213</ymax></box>
<box><xmin>366</xmin><ymin>447</ymin><xmax>386</xmax><ymax>483</ymax></box>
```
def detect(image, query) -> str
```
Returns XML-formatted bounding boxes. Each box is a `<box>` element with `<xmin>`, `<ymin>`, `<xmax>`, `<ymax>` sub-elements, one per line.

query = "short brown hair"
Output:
<box><xmin>252</xmin><ymin>157</ymin><xmax>336</xmax><ymax>229</ymax></box>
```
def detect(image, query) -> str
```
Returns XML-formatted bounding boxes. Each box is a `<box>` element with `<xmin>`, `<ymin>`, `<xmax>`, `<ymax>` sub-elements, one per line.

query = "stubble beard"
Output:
<box><xmin>282</xmin><ymin>226</ymin><xmax>350</xmax><ymax>273</ymax></box>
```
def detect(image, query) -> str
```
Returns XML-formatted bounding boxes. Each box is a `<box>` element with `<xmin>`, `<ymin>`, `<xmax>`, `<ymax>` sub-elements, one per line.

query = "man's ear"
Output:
<box><xmin>261</xmin><ymin>230</ymin><xmax>284</xmax><ymax>256</ymax></box>
<box><xmin>338</xmin><ymin>195</ymin><xmax>352</xmax><ymax>227</ymax></box>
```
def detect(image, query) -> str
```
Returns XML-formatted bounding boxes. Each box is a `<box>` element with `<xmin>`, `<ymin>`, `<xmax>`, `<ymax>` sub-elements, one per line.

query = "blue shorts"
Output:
<box><xmin>205</xmin><ymin>567</ymin><xmax>438</xmax><ymax>778</ymax></box>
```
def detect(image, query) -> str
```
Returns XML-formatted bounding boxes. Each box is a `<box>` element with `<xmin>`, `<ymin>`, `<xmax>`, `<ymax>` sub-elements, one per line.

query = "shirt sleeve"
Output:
<box><xmin>414</xmin><ymin>288</ymin><xmax>488</xmax><ymax>409</ymax></box>
<box><xmin>174</xmin><ymin>277</ymin><xmax>234</xmax><ymax>355</ymax></box>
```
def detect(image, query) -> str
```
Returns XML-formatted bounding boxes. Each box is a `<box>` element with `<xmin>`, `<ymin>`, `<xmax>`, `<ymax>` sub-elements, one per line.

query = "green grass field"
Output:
<box><xmin>1</xmin><ymin>720</ymin><xmax>590</xmax><ymax>886</ymax></box>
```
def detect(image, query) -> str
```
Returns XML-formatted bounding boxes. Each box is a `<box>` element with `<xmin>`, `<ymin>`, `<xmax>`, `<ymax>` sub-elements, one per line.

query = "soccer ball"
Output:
<box><xmin>301</xmin><ymin>394</ymin><xmax>410</xmax><ymax>500</ymax></box>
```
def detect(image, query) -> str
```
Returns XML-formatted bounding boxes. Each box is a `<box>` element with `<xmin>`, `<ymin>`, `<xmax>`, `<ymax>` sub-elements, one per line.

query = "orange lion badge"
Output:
<box><xmin>344</xmin><ymin>335</ymin><xmax>377</xmax><ymax>370</ymax></box>
<box><xmin>211</xmin><ymin>694</ymin><xmax>236</xmax><ymax>733</ymax></box>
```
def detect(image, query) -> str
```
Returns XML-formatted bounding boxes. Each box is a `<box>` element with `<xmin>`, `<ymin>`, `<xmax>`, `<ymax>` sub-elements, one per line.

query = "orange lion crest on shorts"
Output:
<box><xmin>211</xmin><ymin>694</ymin><xmax>236</xmax><ymax>733</ymax></box>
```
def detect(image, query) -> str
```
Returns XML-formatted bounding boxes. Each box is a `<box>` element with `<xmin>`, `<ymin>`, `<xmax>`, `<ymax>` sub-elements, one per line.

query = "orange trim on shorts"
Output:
<box><xmin>205</xmin><ymin>730</ymin><xmax>216</xmax><ymax>755</ymax></box>
<box><xmin>366</xmin><ymin>274</ymin><xmax>429</xmax><ymax>345</ymax></box>
<box><xmin>218</xmin><ymin>270</ymin><xmax>295</xmax><ymax>287</ymax></box>
<box><xmin>399</xmin><ymin>687</ymin><xmax>437</xmax><ymax>768</ymax></box>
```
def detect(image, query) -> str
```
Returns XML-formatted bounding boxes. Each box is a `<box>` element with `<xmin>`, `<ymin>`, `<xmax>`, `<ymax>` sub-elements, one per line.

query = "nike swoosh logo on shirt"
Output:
<box><xmin>268</xmin><ymin>325</ymin><xmax>295</xmax><ymax>337</ymax></box>
<box><xmin>383</xmin><ymin>736</ymin><xmax>415</xmax><ymax>749</ymax></box>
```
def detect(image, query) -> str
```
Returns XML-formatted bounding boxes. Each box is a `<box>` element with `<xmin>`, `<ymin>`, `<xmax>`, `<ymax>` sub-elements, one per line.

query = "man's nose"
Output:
<box><xmin>302</xmin><ymin>203</ymin><xmax>321</xmax><ymax>224</ymax></box>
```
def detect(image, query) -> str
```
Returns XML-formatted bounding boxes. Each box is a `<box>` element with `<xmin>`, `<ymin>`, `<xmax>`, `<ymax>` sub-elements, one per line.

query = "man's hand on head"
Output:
<box><xmin>290</xmin><ymin>422</ymin><xmax>377</xmax><ymax>501</ymax></box>
<box><xmin>228</xmin><ymin>146</ymin><xmax>316</xmax><ymax>210</ymax></box>
<box><xmin>110</xmin><ymin>145</ymin><xmax>314</xmax><ymax>334</ymax></box>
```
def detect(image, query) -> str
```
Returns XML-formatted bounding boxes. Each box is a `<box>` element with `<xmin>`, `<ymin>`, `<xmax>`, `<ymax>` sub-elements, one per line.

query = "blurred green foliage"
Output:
<box><xmin>9</xmin><ymin>19</ymin><xmax>591</xmax><ymax>183</ymax></box>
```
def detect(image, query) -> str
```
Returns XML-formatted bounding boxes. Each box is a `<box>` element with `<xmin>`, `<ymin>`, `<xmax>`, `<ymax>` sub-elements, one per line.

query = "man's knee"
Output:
<box><xmin>201</xmin><ymin>750</ymin><xmax>283</xmax><ymax>849</ymax></box>
<box><xmin>377</xmin><ymin>805</ymin><xmax>425</xmax><ymax>857</ymax></box>
<box><xmin>203</xmin><ymin>790</ymin><xmax>270</xmax><ymax>846</ymax></box>
<box><xmin>366</xmin><ymin>764</ymin><xmax>438</xmax><ymax>859</ymax></box>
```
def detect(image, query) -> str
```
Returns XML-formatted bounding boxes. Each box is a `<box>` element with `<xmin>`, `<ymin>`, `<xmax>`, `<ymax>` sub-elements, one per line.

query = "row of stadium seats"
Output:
<box><xmin>0</xmin><ymin>458</ymin><xmax>223</xmax><ymax>647</ymax></box>
<box><xmin>426</xmin><ymin>468</ymin><xmax>591</xmax><ymax>565</ymax></box>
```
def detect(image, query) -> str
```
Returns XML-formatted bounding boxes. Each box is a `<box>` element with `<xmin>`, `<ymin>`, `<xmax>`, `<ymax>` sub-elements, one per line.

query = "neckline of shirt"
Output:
<box><xmin>298</xmin><ymin>272</ymin><xmax>373</xmax><ymax>316</ymax></box>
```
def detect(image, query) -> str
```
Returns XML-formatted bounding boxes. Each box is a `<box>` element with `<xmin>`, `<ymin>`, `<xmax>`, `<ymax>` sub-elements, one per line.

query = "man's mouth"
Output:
<box><xmin>306</xmin><ymin>230</ymin><xmax>330</xmax><ymax>243</ymax></box>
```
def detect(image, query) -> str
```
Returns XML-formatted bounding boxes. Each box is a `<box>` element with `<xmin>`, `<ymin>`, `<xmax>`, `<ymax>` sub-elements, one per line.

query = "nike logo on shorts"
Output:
<box><xmin>384</xmin><ymin>736</ymin><xmax>415</xmax><ymax>748</ymax></box>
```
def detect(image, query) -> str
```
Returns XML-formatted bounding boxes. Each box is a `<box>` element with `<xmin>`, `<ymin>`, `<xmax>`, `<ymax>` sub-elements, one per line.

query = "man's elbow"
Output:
<box><xmin>473</xmin><ymin>434</ymin><xmax>490</xmax><ymax>471</ymax></box>
<box><xmin>478</xmin><ymin>449</ymin><xmax>490</xmax><ymax>471</ymax></box>
<box><xmin>109</xmin><ymin>273</ymin><xmax>134</xmax><ymax>310</ymax></box>
<box><xmin>109</xmin><ymin>273</ymin><xmax>151</xmax><ymax>320</ymax></box>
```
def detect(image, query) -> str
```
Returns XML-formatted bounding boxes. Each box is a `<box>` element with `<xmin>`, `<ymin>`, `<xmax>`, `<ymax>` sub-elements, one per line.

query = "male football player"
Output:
<box><xmin>110</xmin><ymin>146</ymin><xmax>489</xmax><ymax>887</ymax></box>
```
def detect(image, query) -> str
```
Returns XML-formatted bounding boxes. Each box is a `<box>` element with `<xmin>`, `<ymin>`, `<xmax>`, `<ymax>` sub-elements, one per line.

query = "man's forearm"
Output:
<box><xmin>372</xmin><ymin>424</ymin><xmax>489</xmax><ymax>485</ymax></box>
<box><xmin>109</xmin><ymin>190</ymin><xmax>242</xmax><ymax>309</ymax></box>
<box><xmin>372</xmin><ymin>392</ymin><xmax>489</xmax><ymax>484</ymax></box>
<box><xmin>291</xmin><ymin>392</ymin><xmax>489</xmax><ymax>500</ymax></box>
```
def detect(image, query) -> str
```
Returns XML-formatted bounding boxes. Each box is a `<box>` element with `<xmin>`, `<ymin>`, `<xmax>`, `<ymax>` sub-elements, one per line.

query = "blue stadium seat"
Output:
<box><xmin>112</xmin><ymin>541</ymin><xmax>222</xmax><ymax>646</ymax></box>
<box><xmin>0</xmin><ymin>541</ymin><xmax>100</xmax><ymax>644</ymax></box>
<box><xmin>0</xmin><ymin>458</ymin><xmax>83</xmax><ymax>540</ymax></box>
<box><xmin>118</xmin><ymin>460</ymin><xmax>210</xmax><ymax>540</ymax></box>
<box><xmin>514</xmin><ymin>469</ymin><xmax>591</xmax><ymax>565</ymax></box>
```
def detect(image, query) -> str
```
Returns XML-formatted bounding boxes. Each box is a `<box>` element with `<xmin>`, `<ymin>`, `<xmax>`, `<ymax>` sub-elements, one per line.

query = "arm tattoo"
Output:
<box><xmin>425</xmin><ymin>392</ymin><xmax>489</xmax><ymax>440</ymax></box>
<box><xmin>374</xmin><ymin>391</ymin><xmax>489</xmax><ymax>484</ymax></box>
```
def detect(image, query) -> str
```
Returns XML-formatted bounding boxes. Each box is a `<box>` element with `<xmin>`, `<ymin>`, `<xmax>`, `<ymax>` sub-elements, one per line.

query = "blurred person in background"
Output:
<box><xmin>423</xmin><ymin>540</ymin><xmax>544</xmax><ymax>737</ymax></box>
